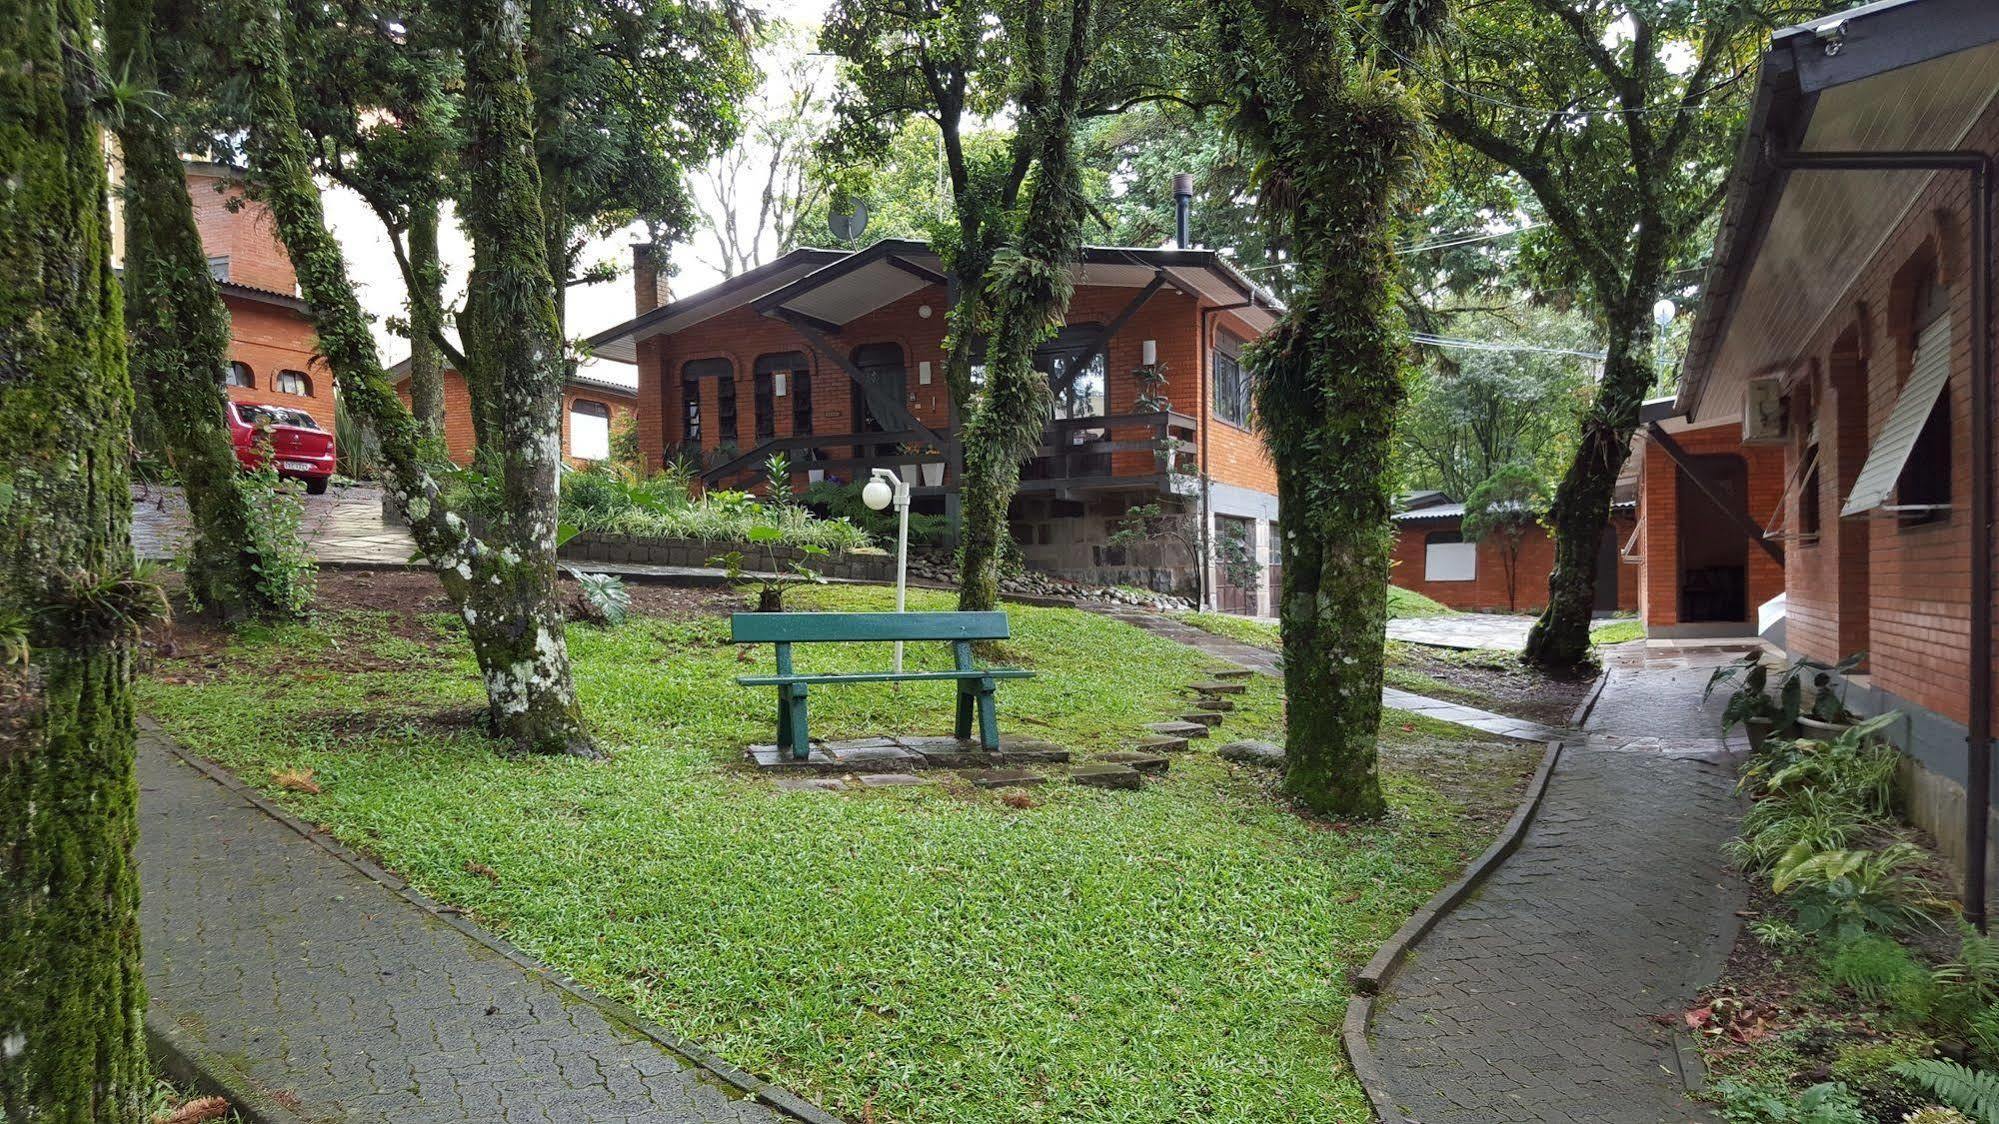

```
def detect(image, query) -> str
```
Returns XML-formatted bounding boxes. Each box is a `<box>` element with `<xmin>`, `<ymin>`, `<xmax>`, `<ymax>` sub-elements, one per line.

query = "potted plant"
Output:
<box><xmin>896</xmin><ymin>442</ymin><xmax>927</xmax><ymax>486</ymax></box>
<box><xmin>710</xmin><ymin>524</ymin><xmax>829</xmax><ymax>612</ymax></box>
<box><xmin>1704</xmin><ymin>653</ymin><xmax>1793</xmax><ymax>750</ymax></box>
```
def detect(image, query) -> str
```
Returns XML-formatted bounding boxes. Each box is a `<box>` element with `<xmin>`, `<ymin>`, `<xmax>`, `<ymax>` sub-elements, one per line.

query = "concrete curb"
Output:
<box><xmin>140</xmin><ymin>717</ymin><xmax>846</xmax><ymax>1124</ymax></box>
<box><xmin>145</xmin><ymin>1013</ymin><xmax>313</xmax><ymax>1124</ymax></box>
<box><xmin>1570</xmin><ymin>664</ymin><xmax>1613</xmax><ymax>728</ymax></box>
<box><xmin>1342</xmin><ymin>737</ymin><xmax>1566</xmax><ymax>1124</ymax></box>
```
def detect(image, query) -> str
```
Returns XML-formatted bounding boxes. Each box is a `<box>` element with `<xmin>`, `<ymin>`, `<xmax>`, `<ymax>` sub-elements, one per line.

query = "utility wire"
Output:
<box><xmin>1409</xmin><ymin>333</ymin><xmax>1608</xmax><ymax>360</ymax></box>
<box><xmin>1237</xmin><ymin>221</ymin><xmax>1544</xmax><ymax>273</ymax></box>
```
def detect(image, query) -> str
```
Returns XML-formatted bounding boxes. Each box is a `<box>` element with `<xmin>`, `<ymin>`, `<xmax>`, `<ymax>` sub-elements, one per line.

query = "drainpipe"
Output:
<box><xmin>1771</xmin><ymin>148</ymin><xmax>1993</xmax><ymax>928</ymax></box>
<box><xmin>1174</xmin><ymin>173</ymin><xmax>1194</xmax><ymax>250</ymax></box>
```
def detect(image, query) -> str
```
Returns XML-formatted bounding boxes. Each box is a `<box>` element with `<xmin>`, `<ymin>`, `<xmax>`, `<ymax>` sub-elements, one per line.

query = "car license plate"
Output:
<box><xmin>281</xmin><ymin>460</ymin><xmax>314</xmax><ymax>471</ymax></box>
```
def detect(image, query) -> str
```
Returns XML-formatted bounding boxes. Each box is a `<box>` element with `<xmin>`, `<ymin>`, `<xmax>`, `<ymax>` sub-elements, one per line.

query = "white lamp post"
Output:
<box><xmin>862</xmin><ymin>468</ymin><xmax>911</xmax><ymax>675</ymax></box>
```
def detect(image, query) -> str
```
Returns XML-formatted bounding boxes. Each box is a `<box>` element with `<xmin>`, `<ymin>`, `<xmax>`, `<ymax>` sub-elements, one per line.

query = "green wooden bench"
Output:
<box><xmin>732</xmin><ymin>611</ymin><xmax>1034</xmax><ymax>759</ymax></box>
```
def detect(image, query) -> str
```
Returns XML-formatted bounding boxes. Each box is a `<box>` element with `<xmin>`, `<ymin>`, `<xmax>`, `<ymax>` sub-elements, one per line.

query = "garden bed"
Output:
<box><xmin>140</xmin><ymin>572</ymin><xmax>1542</xmax><ymax>1124</ymax></box>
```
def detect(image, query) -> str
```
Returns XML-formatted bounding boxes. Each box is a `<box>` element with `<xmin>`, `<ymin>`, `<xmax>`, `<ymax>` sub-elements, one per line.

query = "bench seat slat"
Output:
<box><xmin>738</xmin><ymin>668</ymin><xmax>1035</xmax><ymax>687</ymax></box>
<box><xmin>731</xmin><ymin>611</ymin><xmax>1012</xmax><ymax>644</ymax></box>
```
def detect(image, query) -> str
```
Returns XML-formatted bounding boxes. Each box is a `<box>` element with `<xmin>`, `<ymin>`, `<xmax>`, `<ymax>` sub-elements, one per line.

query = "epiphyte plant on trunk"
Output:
<box><xmin>1212</xmin><ymin>0</ymin><xmax>1441</xmax><ymax>819</ymax></box>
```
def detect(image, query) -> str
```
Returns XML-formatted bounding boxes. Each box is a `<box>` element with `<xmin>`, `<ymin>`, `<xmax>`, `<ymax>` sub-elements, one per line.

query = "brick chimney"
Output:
<box><xmin>632</xmin><ymin>242</ymin><xmax>666</xmax><ymax>314</ymax></box>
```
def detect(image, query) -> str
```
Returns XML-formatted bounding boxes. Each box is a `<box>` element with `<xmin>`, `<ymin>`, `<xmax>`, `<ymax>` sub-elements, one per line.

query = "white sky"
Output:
<box><xmin>329</xmin><ymin>0</ymin><xmax>835</xmax><ymax>371</ymax></box>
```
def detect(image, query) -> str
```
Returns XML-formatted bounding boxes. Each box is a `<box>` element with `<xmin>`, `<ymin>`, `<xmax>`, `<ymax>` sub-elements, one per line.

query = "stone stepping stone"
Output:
<box><xmin>1193</xmin><ymin>696</ymin><xmax>1235</xmax><ymax>712</ymax></box>
<box><xmin>1147</xmin><ymin>720</ymin><xmax>1209</xmax><ymax>740</ymax></box>
<box><xmin>747</xmin><ymin>744</ymin><xmax>839</xmax><ymax>771</ymax></box>
<box><xmin>1178</xmin><ymin>711</ymin><xmax>1225</xmax><ymax>728</ymax></box>
<box><xmin>996</xmin><ymin>736</ymin><xmax>1072</xmax><ymax>764</ymax></box>
<box><xmin>1099</xmin><ymin>752</ymin><xmax>1169</xmax><ymax>775</ymax></box>
<box><xmin>774</xmin><ymin>778</ymin><xmax>845</xmax><ymax>792</ymax></box>
<box><xmin>1210</xmin><ymin>668</ymin><xmax>1255</xmax><ymax>681</ymax></box>
<box><xmin>1191</xmin><ymin>680</ymin><xmax>1248</xmax><ymax>695</ymax></box>
<box><xmin>1071</xmin><ymin>764</ymin><xmax>1143</xmax><ymax>790</ymax></box>
<box><xmin>962</xmin><ymin>768</ymin><xmax>1045</xmax><ymax>790</ymax></box>
<box><xmin>857</xmin><ymin>773</ymin><xmax>931</xmax><ymax>788</ymax></box>
<box><xmin>1132</xmin><ymin>735</ymin><xmax>1189</xmax><ymax>753</ymax></box>
<box><xmin>822</xmin><ymin>740</ymin><xmax>925</xmax><ymax>771</ymax></box>
<box><xmin>1218</xmin><ymin>739</ymin><xmax>1285</xmax><ymax>767</ymax></box>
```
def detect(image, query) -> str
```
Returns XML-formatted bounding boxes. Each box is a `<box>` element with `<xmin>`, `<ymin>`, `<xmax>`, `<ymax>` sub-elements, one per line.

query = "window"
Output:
<box><xmin>716</xmin><ymin>371</ymin><xmax>738</xmax><ymax>448</ymax></box>
<box><xmin>207</xmin><ymin>256</ymin><xmax>231</xmax><ymax>282</ymax></box>
<box><xmin>1212</xmin><ymin>331</ymin><xmax>1250</xmax><ymax>426</ymax></box>
<box><xmin>1898</xmin><ymin>279</ymin><xmax>1952</xmax><ymax>524</ymax></box>
<box><xmin>569</xmin><ymin>399</ymin><xmax>611</xmax><ymax>461</ymax></box>
<box><xmin>1034</xmin><ymin>326</ymin><xmax>1108</xmax><ymax>421</ymax></box>
<box><xmin>224</xmin><ymin>361</ymin><xmax>254</xmax><ymax>388</ymax></box>
<box><xmin>235</xmin><ymin>403</ymin><xmax>320</xmax><ymax>430</ymax></box>
<box><xmin>1424</xmin><ymin>529</ymin><xmax>1478</xmax><ymax>582</ymax></box>
<box><xmin>1796</xmin><ymin>385</ymin><xmax>1820</xmax><ymax>541</ymax></box>
<box><xmin>681</xmin><ymin>358</ymin><xmax>732</xmax><ymax>445</ymax></box>
<box><xmin>755</xmin><ymin>352</ymin><xmax>812</xmax><ymax>450</ymax></box>
<box><xmin>1844</xmin><ymin>287</ymin><xmax>1954</xmax><ymax>523</ymax></box>
<box><xmin>276</xmin><ymin>369</ymin><xmax>311</xmax><ymax>397</ymax></box>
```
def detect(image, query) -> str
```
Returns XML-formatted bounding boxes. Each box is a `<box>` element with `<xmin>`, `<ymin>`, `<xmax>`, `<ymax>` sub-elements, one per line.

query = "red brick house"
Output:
<box><xmin>389</xmin><ymin>354</ymin><xmax>639</xmax><ymax>469</ymax></box>
<box><xmin>173</xmin><ymin>163</ymin><xmax>331</xmax><ymax>419</ymax></box>
<box><xmin>1676</xmin><ymin>0</ymin><xmax>1999</xmax><ymax>892</ymax></box>
<box><xmin>585</xmin><ymin>238</ymin><xmax>1286</xmax><ymax>608</ymax></box>
<box><xmin>1620</xmin><ymin>402</ymin><xmax>1789</xmax><ymax>639</ymax></box>
<box><xmin>1390</xmin><ymin>492</ymin><xmax>1638</xmax><ymax>615</ymax></box>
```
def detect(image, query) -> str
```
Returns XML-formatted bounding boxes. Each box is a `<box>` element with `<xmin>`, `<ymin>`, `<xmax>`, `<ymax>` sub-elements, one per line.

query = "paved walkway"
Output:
<box><xmin>1387</xmin><ymin>614</ymin><xmax>1538</xmax><ymax>652</ymax></box>
<box><xmin>1366</xmin><ymin>666</ymin><xmax>1747</xmax><ymax>1123</ymax></box>
<box><xmin>138</xmin><ymin>729</ymin><xmax>824</xmax><ymax>1123</ymax></box>
<box><xmin>134</xmin><ymin>482</ymin><xmax>415</xmax><ymax>565</ymax></box>
<box><xmin>1104</xmin><ymin>610</ymin><xmax>1566</xmax><ymax>742</ymax></box>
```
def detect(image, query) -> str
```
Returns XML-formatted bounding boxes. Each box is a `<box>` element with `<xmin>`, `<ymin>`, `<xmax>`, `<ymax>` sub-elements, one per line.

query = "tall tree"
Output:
<box><xmin>1431</xmin><ymin>0</ymin><xmax>1810</xmax><ymax>667</ymax></box>
<box><xmin>1462</xmin><ymin>462</ymin><xmax>1548</xmax><ymax>612</ymax></box>
<box><xmin>1</xmin><ymin>0</ymin><xmax>152</xmax><ymax>1113</ymax></box>
<box><xmin>1213</xmin><ymin>0</ymin><xmax>1434</xmax><ymax>819</ymax></box>
<box><xmin>692</xmin><ymin>20</ymin><xmax>834</xmax><ymax>277</ymax></box>
<box><xmin>237</xmin><ymin>0</ymin><xmax>591</xmax><ymax>754</ymax></box>
<box><xmin>109</xmin><ymin>0</ymin><xmax>311</xmax><ymax>621</ymax></box>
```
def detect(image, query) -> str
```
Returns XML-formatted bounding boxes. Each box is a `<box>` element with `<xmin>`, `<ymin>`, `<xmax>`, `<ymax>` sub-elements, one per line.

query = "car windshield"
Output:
<box><xmin>236</xmin><ymin>404</ymin><xmax>320</xmax><ymax>430</ymax></box>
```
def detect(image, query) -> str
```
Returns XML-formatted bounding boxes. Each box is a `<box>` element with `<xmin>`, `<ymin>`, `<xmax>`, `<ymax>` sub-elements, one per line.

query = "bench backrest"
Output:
<box><xmin>730</xmin><ymin>611</ymin><xmax>1011</xmax><ymax>645</ymax></box>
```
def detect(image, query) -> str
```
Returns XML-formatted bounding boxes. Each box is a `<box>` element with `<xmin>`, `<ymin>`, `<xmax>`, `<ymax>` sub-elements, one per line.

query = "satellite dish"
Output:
<box><xmin>829</xmin><ymin>199</ymin><xmax>870</xmax><ymax>242</ymax></box>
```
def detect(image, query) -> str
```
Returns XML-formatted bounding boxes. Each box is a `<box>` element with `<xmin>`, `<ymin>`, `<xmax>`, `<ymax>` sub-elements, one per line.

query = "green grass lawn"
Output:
<box><xmin>142</xmin><ymin>583</ymin><xmax>1523</xmax><ymax>1124</ymax></box>
<box><xmin>1589</xmin><ymin>617</ymin><xmax>1646</xmax><ymax>646</ymax></box>
<box><xmin>1387</xmin><ymin>585</ymin><xmax>1456</xmax><ymax>619</ymax></box>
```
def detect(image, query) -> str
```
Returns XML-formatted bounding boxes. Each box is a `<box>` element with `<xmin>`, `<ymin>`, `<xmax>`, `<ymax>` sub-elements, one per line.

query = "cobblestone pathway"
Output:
<box><xmin>1367</xmin><ymin>666</ymin><xmax>1747</xmax><ymax>1123</ymax></box>
<box><xmin>133</xmin><ymin>482</ymin><xmax>414</xmax><ymax>564</ymax></box>
<box><xmin>1387</xmin><ymin>614</ymin><xmax>1537</xmax><ymax>652</ymax></box>
<box><xmin>1104</xmin><ymin>610</ymin><xmax>1564</xmax><ymax>742</ymax></box>
<box><xmin>138</xmin><ymin>730</ymin><xmax>823</xmax><ymax>1123</ymax></box>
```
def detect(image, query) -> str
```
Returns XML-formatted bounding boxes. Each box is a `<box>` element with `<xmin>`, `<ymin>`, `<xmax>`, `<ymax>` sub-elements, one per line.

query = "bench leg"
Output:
<box><xmin>976</xmin><ymin>676</ymin><xmax>999</xmax><ymax>750</ymax></box>
<box><xmin>776</xmin><ymin>687</ymin><xmax>793</xmax><ymax>753</ymax></box>
<box><xmin>955</xmin><ymin>683</ymin><xmax>975</xmax><ymax>741</ymax></box>
<box><xmin>786</xmin><ymin>684</ymin><xmax>812</xmax><ymax>760</ymax></box>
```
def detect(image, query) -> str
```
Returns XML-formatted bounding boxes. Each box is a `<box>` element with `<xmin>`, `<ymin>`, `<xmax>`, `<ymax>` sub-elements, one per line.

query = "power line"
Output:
<box><xmin>1409</xmin><ymin>333</ymin><xmax>1607</xmax><ymax>359</ymax></box>
<box><xmin>1236</xmin><ymin>221</ymin><xmax>1544</xmax><ymax>272</ymax></box>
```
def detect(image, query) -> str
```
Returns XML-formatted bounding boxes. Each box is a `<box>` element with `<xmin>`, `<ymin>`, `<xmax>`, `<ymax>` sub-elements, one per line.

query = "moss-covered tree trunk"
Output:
<box><xmin>1217</xmin><ymin>0</ymin><xmax>1428</xmax><ymax>819</ymax></box>
<box><xmin>407</xmin><ymin>197</ymin><xmax>447</xmax><ymax>435</ymax></box>
<box><xmin>237</xmin><ymin>0</ymin><xmax>592</xmax><ymax>754</ymax></box>
<box><xmin>109</xmin><ymin>0</ymin><xmax>303</xmax><ymax>622</ymax></box>
<box><xmin>1523</xmin><ymin>306</ymin><xmax>1652</xmax><ymax>668</ymax></box>
<box><xmin>0</xmin><ymin>0</ymin><xmax>149</xmax><ymax>1115</ymax></box>
<box><xmin>955</xmin><ymin>0</ymin><xmax>1093</xmax><ymax>612</ymax></box>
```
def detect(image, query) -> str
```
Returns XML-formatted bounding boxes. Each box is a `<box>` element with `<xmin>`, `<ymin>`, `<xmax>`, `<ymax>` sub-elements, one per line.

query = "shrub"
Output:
<box><xmin>1893</xmin><ymin>1060</ymin><xmax>1999</xmax><ymax>1124</ymax></box>
<box><xmin>1932</xmin><ymin>924</ymin><xmax>1999</xmax><ymax>1048</ymax></box>
<box><xmin>1731</xmin><ymin>787</ymin><xmax>1879</xmax><ymax>873</ymax></box>
<box><xmin>1774</xmin><ymin>843</ymin><xmax>1948</xmax><ymax>940</ymax></box>
<box><xmin>1824</xmin><ymin>935</ymin><xmax>1935</xmax><ymax>1011</ymax></box>
<box><xmin>1714</xmin><ymin>1079</ymin><xmax>1867</xmax><ymax>1124</ymax></box>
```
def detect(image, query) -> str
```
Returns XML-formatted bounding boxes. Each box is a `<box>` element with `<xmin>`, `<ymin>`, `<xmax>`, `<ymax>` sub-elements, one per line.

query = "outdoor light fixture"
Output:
<box><xmin>919</xmin><ymin>361</ymin><xmax>932</xmax><ymax>385</ymax></box>
<box><xmin>773</xmin><ymin>372</ymin><xmax>787</xmax><ymax>397</ymax></box>
<box><xmin>863</xmin><ymin>468</ymin><xmax>912</xmax><ymax>677</ymax></box>
<box><xmin>1142</xmin><ymin>339</ymin><xmax>1158</xmax><ymax>366</ymax></box>
<box><xmin>918</xmin><ymin>304</ymin><xmax>934</xmax><ymax>319</ymax></box>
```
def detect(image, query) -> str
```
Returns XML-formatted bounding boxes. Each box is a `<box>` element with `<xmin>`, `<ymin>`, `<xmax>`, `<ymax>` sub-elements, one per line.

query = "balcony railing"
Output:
<box><xmin>698</xmin><ymin>409</ymin><xmax>1198</xmax><ymax>496</ymax></box>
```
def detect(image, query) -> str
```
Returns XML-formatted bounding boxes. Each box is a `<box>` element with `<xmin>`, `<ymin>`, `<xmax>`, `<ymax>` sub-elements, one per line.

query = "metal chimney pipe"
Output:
<box><xmin>1173</xmin><ymin>173</ymin><xmax>1193</xmax><ymax>248</ymax></box>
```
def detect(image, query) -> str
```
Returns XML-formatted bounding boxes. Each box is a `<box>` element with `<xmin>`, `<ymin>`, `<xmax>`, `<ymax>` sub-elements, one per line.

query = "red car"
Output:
<box><xmin>227</xmin><ymin>401</ymin><xmax>336</xmax><ymax>494</ymax></box>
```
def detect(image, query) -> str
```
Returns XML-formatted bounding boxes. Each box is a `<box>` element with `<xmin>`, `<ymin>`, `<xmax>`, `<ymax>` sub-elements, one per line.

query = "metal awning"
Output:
<box><xmin>1841</xmin><ymin>313</ymin><xmax>1952</xmax><ymax>514</ymax></box>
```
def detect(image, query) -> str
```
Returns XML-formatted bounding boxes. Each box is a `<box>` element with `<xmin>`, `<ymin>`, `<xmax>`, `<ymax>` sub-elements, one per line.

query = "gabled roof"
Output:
<box><xmin>1677</xmin><ymin>0</ymin><xmax>1999</xmax><ymax>420</ymax></box>
<box><xmin>584</xmin><ymin>241</ymin><xmax>1286</xmax><ymax>362</ymax></box>
<box><xmin>385</xmin><ymin>340</ymin><xmax>639</xmax><ymax>400</ymax></box>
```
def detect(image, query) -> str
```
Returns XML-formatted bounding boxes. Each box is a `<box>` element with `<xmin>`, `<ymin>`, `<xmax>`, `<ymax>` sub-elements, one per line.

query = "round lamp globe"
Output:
<box><xmin>862</xmin><ymin>478</ymin><xmax>894</xmax><ymax>511</ymax></box>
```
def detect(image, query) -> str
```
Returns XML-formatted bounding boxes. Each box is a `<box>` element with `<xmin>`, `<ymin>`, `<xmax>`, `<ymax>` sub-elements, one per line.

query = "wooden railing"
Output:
<box><xmin>699</xmin><ymin>409</ymin><xmax>1199</xmax><ymax>495</ymax></box>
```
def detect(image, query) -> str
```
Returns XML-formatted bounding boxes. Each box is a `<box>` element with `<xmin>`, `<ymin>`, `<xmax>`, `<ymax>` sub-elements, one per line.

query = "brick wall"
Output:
<box><xmin>221</xmin><ymin>294</ymin><xmax>328</xmax><ymax>418</ymax></box>
<box><xmin>1391</xmin><ymin>514</ymin><xmax>1639</xmax><ymax>614</ymax></box>
<box><xmin>630</xmin><ymin>275</ymin><xmax>1279</xmax><ymax>497</ymax></box>
<box><xmin>187</xmin><ymin>169</ymin><xmax>299</xmax><ymax>295</ymax></box>
<box><xmin>399</xmin><ymin>368</ymin><xmax>635</xmax><ymax>468</ymax></box>
<box><xmin>1763</xmin><ymin>98</ymin><xmax>1999</xmax><ymax>726</ymax></box>
<box><xmin>1633</xmin><ymin>422</ymin><xmax>1787</xmax><ymax>633</ymax></box>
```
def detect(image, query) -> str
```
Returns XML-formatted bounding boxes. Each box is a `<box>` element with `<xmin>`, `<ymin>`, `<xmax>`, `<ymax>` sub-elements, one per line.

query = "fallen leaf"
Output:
<box><xmin>1000</xmin><ymin>792</ymin><xmax>1036</xmax><ymax>809</ymax></box>
<box><xmin>271</xmin><ymin>767</ymin><xmax>320</xmax><ymax>795</ymax></box>
<box><xmin>155</xmin><ymin>1094</ymin><xmax>230</xmax><ymax>1124</ymax></box>
<box><xmin>464</xmin><ymin>860</ymin><xmax>500</xmax><ymax>884</ymax></box>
